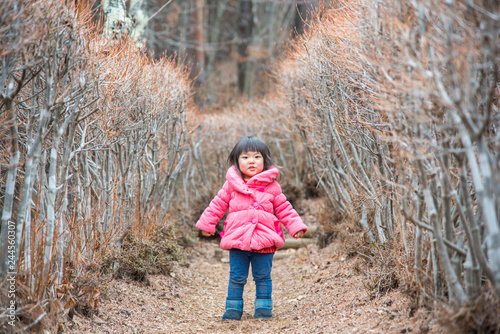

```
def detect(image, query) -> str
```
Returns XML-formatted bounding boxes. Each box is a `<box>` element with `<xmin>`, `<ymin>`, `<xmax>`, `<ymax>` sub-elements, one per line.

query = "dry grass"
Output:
<box><xmin>315</xmin><ymin>201</ymin><xmax>348</xmax><ymax>248</ymax></box>
<box><xmin>101</xmin><ymin>224</ymin><xmax>186</xmax><ymax>284</ymax></box>
<box><xmin>437</xmin><ymin>288</ymin><xmax>500</xmax><ymax>334</ymax></box>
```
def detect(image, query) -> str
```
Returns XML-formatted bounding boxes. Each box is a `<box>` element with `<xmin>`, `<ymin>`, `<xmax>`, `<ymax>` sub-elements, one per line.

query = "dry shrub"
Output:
<box><xmin>313</xmin><ymin>198</ymin><xmax>350</xmax><ymax>248</ymax></box>
<box><xmin>303</xmin><ymin>173</ymin><xmax>322</xmax><ymax>199</ymax></box>
<box><xmin>340</xmin><ymin>234</ymin><xmax>402</xmax><ymax>300</ymax></box>
<box><xmin>274</xmin><ymin>0</ymin><xmax>397</xmax><ymax>253</ymax></box>
<box><xmin>281</xmin><ymin>181</ymin><xmax>304</xmax><ymax>208</ymax></box>
<box><xmin>357</xmin><ymin>242</ymin><xmax>401</xmax><ymax>299</ymax></box>
<box><xmin>313</xmin><ymin>196</ymin><xmax>404</xmax><ymax>300</ymax></box>
<box><xmin>274</xmin><ymin>0</ymin><xmax>500</xmax><ymax>312</ymax></box>
<box><xmin>438</xmin><ymin>289</ymin><xmax>500</xmax><ymax>334</ymax></box>
<box><xmin>187</xmin><ymin>188</ymin><xmax>221</xmax><ymax>228</ymax></box>
<box><xmin>67</xmin><ymin>274</ymin><xmax>104</xmax><ymax>319</ymax></box>
<box><xmin>101</xmin><ymin>224</ymin><xmax>184</xmax><ymax>284</ymax></box>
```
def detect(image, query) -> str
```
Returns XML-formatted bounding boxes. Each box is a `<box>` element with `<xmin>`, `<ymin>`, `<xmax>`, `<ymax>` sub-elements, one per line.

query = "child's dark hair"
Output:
<box><xmin>228</xmin><ymin>136</ymin><xmax>275</xmax><ymax>176</ymax></box>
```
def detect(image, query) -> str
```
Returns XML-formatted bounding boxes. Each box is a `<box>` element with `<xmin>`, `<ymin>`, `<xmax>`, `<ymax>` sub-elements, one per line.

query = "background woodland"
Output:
<box><xmin>1</xmin><ymin>0</ymin><xmax>500</xmax><ymax>332</ymax></box>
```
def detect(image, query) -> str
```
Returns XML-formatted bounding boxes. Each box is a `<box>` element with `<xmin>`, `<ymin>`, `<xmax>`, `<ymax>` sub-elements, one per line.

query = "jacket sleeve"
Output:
<box><xmin>272</xmin><ymin>183</ymin><xmax>308</xmax><ymax>237</ymax></box>
<box><xmin>195</xmin><ymin>181</ymin><xmax>231</xmax><ymax>234</ymax></box>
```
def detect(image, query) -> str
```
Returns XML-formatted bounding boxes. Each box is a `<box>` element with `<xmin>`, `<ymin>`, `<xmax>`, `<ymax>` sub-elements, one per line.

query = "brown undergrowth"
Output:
<box><xmin>437</xmin><ymin>288</ymin><xmax>500</xmax><ymax>334</ymax></box>
<box><xmin>0</xmin><ymin>222</ymin><xmax>192</xmax><ymax>333</ymax></box>
<box><xmin>314</xmin><ymin>200</ymin><xmax>407</xmax><ymax>305</ymax></box>
<box><xmin>60</xmin><ymin>223</ymin><xmax>191</xmax><ymax>327</ymax></box>
<box><xmin>311</xmin><ymin>198</ymin><xmax>500</xmax><ymax>332</ymax></box>
<box><xmin>100</xmin><ymin>225</ymin><xmax>187</xmax><ymax>283</ymax></box>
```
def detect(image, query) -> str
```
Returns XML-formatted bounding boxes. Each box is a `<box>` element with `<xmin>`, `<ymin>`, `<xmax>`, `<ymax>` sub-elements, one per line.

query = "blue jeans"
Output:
<box><xmin>227</xmin><ymin>249</ymin><xmax>274</xmax><ymax>301</ymax></box>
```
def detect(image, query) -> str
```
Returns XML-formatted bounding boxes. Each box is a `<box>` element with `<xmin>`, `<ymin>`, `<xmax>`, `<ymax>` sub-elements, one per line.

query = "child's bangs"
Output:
<box><xmin>241</xmin><ymin>140</ymin><xmax>268</xmax><ymax>155</ymax></box>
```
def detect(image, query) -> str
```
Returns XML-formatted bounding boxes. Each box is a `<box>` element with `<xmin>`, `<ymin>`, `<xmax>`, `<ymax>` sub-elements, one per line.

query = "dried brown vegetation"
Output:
<box><xmin>101</xmin><ymin>225</ymin><xmax>185</xmax><ymax>283</ymax></box>
<box><xmin>438</xmin><ymin>289</ymin><xmax>500</xmax><ymax>334</ymax></box>
<box><xmin>275</xmin><ymin>0</ymin><xmax>500</xmax><ymax>328</ymax></box>
<box><xmin>0</xmin><ymin>0</ymin><xmax>190</xmax><ymax>332</ymax></box>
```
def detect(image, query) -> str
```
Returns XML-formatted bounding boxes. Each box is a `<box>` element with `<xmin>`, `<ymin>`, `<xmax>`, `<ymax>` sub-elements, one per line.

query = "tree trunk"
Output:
<box><xmin>102</xmin><ymin>0</ymin><xmax>133</xmax><ymax>38</ymax></box>
<box><xmin>205</xmin><ymin>0</ymin><xmax>230</xmax><ymax>105</ymax></box>
<box><xmin>193</xmin><ymin>0</ymin><xmax>205</xmax><ymax>86</ymax></box>
<box><xmin>129</xmin><ymin>0</ymin><xmax>148</xmax><ymax>45</ymax></box>
<box><xmin>237</xmin><ymin>0</ymin><xmax>253</xmax><ymax>94</ymax></box>
<box><xmin>294</xmin><ymin>2</ymin><xmax>307</xmax><ymax>36</ymax></box>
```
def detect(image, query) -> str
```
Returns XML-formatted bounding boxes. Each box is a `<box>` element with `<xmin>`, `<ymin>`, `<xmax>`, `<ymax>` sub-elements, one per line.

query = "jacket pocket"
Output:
<box><xmin>219</xmin><ymin>221</ymin><xmax>227</xmax><ymax>238</ymax></box>
<box><xmin>274</xmin><ymin>220</ymin><xmax>284</xmax><ymax>238</ymax></box>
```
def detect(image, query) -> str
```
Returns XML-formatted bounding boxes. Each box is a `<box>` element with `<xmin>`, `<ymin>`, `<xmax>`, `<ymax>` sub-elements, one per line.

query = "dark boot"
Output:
<box><xmin>254</xmin><ymin>298</ymin><xmax>273</xmax><ymax>319</ymax></box>
<box><xmin>222</xmin><ymin>299</ymin><xmax>243</xmax><ymax>321</ymax></box>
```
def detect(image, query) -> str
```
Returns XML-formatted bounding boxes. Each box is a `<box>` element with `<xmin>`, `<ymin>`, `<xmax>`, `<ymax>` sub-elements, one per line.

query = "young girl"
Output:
<box><xmin>196</xmin><ymin>136</ymin><xmax>307</xmax><ymax>321</ymax></box>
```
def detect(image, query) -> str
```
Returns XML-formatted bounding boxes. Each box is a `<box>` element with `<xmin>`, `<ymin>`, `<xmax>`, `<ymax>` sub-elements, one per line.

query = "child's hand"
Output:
<box><xmin>202</xmin><ymin>231</ymin><xmax>214</xmax><ymax>237</ymax></box>
<box><xmin>293</xmin><ymin>230</ymin><xmax>305</xmax><ymax>239</ymax></box>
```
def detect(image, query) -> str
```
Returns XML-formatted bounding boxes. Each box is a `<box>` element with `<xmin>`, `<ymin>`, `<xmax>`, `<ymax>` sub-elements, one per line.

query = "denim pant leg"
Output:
<box><xmin>227</xmin><ymin>249</ymin><xmax>251</xmax><ymax>300</ymax></box>
<box><xmin>251</xmin><ymin>252</ymin><xmax>274</xmax><ymax>300</ymax></box>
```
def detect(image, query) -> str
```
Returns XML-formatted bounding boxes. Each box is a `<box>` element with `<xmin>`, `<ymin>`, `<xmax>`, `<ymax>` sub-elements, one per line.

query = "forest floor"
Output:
<box><xmin>65</xmin><ymin>200</ymin><xmax>447</xmax><ymax>334</ymax></box>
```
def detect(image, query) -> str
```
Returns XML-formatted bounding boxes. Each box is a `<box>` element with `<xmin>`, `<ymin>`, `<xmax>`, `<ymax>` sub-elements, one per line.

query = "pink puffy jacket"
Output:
<box><xmin>196</xmin><ymin>166</ymin><xmax>307</xmax><ymax>251</ymax></box>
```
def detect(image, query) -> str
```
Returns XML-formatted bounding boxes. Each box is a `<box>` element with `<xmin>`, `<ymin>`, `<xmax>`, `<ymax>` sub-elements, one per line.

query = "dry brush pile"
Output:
<box><xmin>0</xmin><ymin>0</ymin><xmax>190</xmax><ymax>331</ymax></box>
<box><xmin>276</xmin><ymin>0</ymin><xmax>500</xmax><ymax>330</ymax></box>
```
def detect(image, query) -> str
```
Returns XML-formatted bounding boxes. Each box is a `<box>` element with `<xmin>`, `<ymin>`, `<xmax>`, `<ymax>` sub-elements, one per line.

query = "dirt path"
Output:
<box><xmin>67</xmin><ymin>239</ymin><xmax>443</xmax><ymax>334</ymax></box>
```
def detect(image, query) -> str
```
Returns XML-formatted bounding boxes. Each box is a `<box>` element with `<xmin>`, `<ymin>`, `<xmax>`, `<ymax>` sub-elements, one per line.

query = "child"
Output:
<box><xmin>196</xmin><ymin>136</ymin><xmax>307</xmax><ymax>321</ymax></box>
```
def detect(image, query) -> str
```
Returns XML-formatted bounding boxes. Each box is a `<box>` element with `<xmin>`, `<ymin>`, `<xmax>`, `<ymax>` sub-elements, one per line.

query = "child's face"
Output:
<box><xmin>238</xmin><ymin>151</ymin><xmax>264</xmax><ymax>181</ymax></box>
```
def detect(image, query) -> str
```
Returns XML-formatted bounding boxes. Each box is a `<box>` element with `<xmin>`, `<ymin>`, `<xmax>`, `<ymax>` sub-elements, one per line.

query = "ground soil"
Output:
<box><xmin>65</xmin><ymin>237</ymin><xmax>446</xmax><ymax>334</ymax></box>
